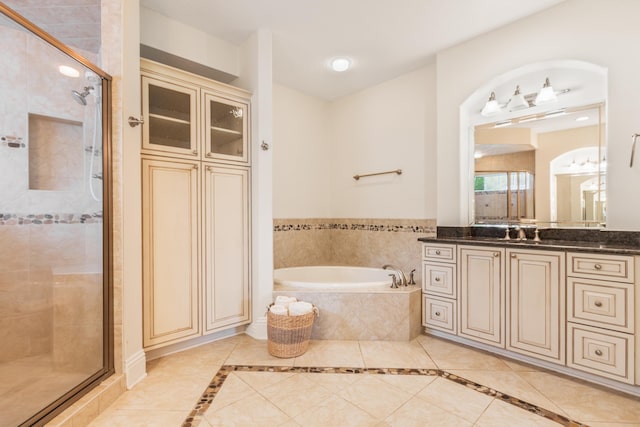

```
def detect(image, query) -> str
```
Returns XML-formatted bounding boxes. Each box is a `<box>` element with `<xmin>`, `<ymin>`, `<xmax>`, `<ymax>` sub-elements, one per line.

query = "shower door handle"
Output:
<box><xmin>128</xmin><ymin>116</ymin><xmax>144</xmax><ymax>127</ymax></box>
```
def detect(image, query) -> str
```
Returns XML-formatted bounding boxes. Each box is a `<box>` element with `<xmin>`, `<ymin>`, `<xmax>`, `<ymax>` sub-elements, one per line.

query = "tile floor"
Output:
<box><xmin>88</xmin><ymin>334</ymin><xmax>640</xmax><ymax>426</ymax></box>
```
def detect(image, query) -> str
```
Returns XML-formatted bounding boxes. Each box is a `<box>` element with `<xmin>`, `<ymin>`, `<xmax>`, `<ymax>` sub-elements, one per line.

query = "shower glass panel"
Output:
<box><xmin>0</xmin><ymin>5</ymin><xmax>112</xmax><ymax>426</ymax></box>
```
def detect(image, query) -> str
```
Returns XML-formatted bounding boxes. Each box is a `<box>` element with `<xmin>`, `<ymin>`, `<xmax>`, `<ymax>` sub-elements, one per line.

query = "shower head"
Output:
<box><xmin>71</xmin><ymin>86</ymin><xmax>93</xmax><ymax>106</ymax></box>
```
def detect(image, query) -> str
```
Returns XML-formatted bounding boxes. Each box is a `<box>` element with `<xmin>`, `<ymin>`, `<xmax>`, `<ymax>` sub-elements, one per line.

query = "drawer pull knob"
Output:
<box><xmin>594</xmin><ymin>264</ymin><xmax>602</xmax><ymax>270</ymax></box>
<box><xmin>594</xmin><ymin>301</ymin><xmax>603</xmax><ymax>307</ymax></box>
<box><xmin>435</xmin><ymin>250</ymin><xmax>441</xmax><ymax>255</ymax></box>
<box><xmin>595</xmin><ymin>349</ymin><xmax>603</xmax><ymax>356</ymax></box>
<box><xmin>434</xmin><ymin>277</ymin><xmax>441</xmax><ymax>282</ymax></box>
<box><xmin>435</xmin><ymin>312</ymin><xmax>441</xmax><ymax>316</ymax></box>
<box><xmin>494</xmin><ymin>252</ymin><xmax>499</xmax><ymax>257</ymax></box>
<box><xmin>511</xmin><ymin>253</ymin><xmax>517</xmax><ymax>258</ymax></box>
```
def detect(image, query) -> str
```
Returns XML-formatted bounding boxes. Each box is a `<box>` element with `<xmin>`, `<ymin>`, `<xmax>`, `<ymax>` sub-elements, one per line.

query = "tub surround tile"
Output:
<box><xmin>273</xmin><ymin>218</ymin><xmax>436</xmax><ymax>273</ymax></box>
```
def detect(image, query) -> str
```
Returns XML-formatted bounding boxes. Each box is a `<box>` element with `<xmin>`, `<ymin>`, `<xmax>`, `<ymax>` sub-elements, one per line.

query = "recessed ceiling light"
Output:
<box><xmin>330</xmin><ymin>57</ymin><xmax>351</xmax><ymax>72</ymax></box>
<box><xmin>59</xmin><ymin>65</ymin><xmax>80</xmax><ymax>78</ymax></box>
<box><xmin>576</xmin><ymin>116</ymin><xmax>589</xmax><ymax>122</ymax></box>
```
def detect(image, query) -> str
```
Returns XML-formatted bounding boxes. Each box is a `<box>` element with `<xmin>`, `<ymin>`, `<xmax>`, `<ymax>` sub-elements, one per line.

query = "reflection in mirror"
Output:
<box><xmin>474</xmin><ymin>103</ymin><xmax>605</xmax><ymax>227</ymax></box>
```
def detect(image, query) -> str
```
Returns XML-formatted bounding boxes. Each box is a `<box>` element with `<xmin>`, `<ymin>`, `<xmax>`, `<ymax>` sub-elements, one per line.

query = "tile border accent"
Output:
<box><xmin>274</xmin><ymin>218</ymin><xmax>437</xmax><ymax>234</ymax></box>
<box><xmin>182</xmin><ymin>364</ymin><xmax>588</xmax><ymax>427</ymax></box>
<box><xmin>0</xmin><ymin>212</ymin><xmax>103</xmax><ymax>225</ymax></box>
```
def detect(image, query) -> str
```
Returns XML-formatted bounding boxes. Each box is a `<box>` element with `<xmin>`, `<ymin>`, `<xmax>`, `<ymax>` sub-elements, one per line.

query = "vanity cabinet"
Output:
<box><xmin>506</xmin><ymin>249</ymin><xmax>565</xmax><ymax>364</ymax></box>
<box><xmin>420</xmin><ymin>239</ymin><xmax>639</xmax><ymax>392</ymax></box>
<box><xmin>422</xmin><ymin>243</ymin><xmax>457</xmax><ymax>333</ymax></box>
<box><xmin>141</xmin><ymin>60</ymin><xmax>252</xmax><ymax>350</ymax></box>
<box><xmin>458</xmin><ymin>246</ymin><xmax>505</xmax><ymax>347</ymax></box>
<box><xmin>566</xmin><ymin>252</ymin><xmax>636</xmax><ymax>384</ymax></box>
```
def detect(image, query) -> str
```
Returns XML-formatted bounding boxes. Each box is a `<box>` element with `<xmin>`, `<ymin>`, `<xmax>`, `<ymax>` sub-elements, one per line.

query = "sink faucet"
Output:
<box><xmin>383</xmin><ymin>264</ymin><xmax>407</xmax><ymax>286</ymax></box>
<box><xmin>514</xmin><ymin>225</ymin><xmax>527</xmax><ymax>241</ymax></box>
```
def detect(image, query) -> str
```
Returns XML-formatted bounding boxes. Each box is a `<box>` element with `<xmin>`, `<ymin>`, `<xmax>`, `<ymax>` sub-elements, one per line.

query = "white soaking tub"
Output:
<box><xmin>273</xmin><ymin>266</ymin><xmax>393</xmax><ymax>290</ymax></box>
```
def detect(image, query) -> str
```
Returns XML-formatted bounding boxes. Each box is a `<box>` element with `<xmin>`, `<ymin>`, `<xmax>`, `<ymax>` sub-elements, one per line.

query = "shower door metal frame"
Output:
<box><xmin>0</xmin><ymin>3</ymin><xmax>114</xmax><ymax>426</ymax></box>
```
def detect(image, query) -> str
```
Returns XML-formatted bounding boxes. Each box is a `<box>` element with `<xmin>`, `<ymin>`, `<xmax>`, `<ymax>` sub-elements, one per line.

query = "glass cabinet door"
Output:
<box><xmin>142</xmin><ymin>76</ymin><xmax>198</xmax><ymax>158</ymax></box>
<box><xmin>203</xmin><ymin>92</ymin><xmax>248</xmax><ymax>163</ymax></box>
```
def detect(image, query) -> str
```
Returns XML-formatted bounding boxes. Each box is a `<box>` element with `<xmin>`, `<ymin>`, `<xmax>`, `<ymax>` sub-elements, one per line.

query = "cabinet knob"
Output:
<box><xmin>594</xmin><ymin>301</ymin><xmax>603</xmax><ymax>307</ymax></box>
<box><xmin>435</xmin><ymin>312</ymin><xmax>441</xmax><ymax>317</ymax></box>
<box><xmin>494</xmin><ymin>252</ymin><xmax>500</xmax><ymax>257</ymax></box>
<box><xmin>435</xmin><ymin>250</ymin><xmax>441</xmax><ymax>255</ymax></box>
<box><xmin>193</xmin><ymin>165</ymin><xmax>198</xmax><ymax>170</ymax></box>
<box><xmin>193</xmin><ymin>150</ymin><xmax>198</xmax><ymax>155</ymax></box>
<box><xmin>594</xmin><ymin>264</ymin><xmax>602</xmax><ymax>270</ymax></box>
<box><xmin>511</xmin><ymin>253</ymin><xmax>517</xmax><ymax>258</ymax></box>
<box><xmin>128</xmin><ymin>116</ymin><xmax>144</xmax><ymax>127</ymax></box>
<box><xmin>595</xmin><ymin>349</ymin><xmax>603</xmax><ymax>356</ymax></box>
<box><xmin>206</xmin><ymin>152</ymin><xmax>213</xmax><ymax>157</ymax></box>
<box><xmin>434</xmin><ymin>277</ymin><xmax>441</xmax><ymax>282</ymax></box>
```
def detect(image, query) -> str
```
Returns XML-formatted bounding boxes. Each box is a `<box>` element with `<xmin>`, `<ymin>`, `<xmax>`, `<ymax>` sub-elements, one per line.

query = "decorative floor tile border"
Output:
<box><xmin>182</xmin><ymin>365</ymin><xmax>589</xmax><ymax>427</ymax></box>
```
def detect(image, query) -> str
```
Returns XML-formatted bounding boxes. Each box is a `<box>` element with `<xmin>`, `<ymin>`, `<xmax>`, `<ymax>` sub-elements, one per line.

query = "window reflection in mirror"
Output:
<box><xmin>473</xmin><ymin>103</ymin><xmax>605</xmax><ymax>227</ymax></box>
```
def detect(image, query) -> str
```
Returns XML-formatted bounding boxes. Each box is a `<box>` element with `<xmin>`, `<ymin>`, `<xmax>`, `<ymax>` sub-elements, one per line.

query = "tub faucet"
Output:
<box><xmin>383</xmin><ymin>264</ymin><xmax>407</xmax><ymax>286</ymax></box>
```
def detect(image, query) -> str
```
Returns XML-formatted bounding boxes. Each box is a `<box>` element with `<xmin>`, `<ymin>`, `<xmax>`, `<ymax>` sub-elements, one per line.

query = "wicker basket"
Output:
<box><xmin>267</xmin><ymin>305</ymin><xmax>318</xmax><ymax>358</ymax></box>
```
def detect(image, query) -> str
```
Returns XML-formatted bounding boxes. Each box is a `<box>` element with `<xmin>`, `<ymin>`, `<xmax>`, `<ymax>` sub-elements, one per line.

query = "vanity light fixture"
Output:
<box><xmin>534</xmin><ymin>77</ymin><xmax>557</xmax><ymax>105</ymax></box>
<box><xmin>330</xmin><ymin>57</ymin><xmax>351</xmax><ymax>72</ymax></box>
<box><xmin>507</xmin><ymin>85</ymin><xmax>529</xmax><ymax>111</ymax></box>
<box><xmin>480</xmin><ymin>92</ymin><xmax>501</xmax><ymax>116</ymax></box>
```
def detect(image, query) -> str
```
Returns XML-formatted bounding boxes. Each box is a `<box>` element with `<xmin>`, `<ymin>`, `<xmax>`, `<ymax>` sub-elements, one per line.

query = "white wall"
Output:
<box><xmin>272</xmin><ymin>84</ymin><xmax>331</xmax><ymax>218</ymax></box>
<box><xmin>436</xmin><ymin>0</ymin><xmax>640</xmax><ymax>230</ymax></box>
<box><xmin>273</xmin><ymin>65</ymin><xmax>437</xmax><ymax>220</ymax></box>
<box><xmin>328</xmin><ymin>65</ymin><xmax>437</xmax><ymax>219</ymax></box>
<box><xmin>140</xmin><ymin>7</ymin><xmax>239</xmax><ymax>77</ymax></box>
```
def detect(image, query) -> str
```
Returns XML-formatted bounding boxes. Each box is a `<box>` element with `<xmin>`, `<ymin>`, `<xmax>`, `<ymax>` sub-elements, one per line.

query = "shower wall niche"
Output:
<box><xmin>28</xmin><ymin>114</ymin><xmax>84</xmax><ymax>191</ymax></box>
<box><xmin>0</xmin><ymin>5</ymin><xmax>112</xmax><ymax>427</ymax></box>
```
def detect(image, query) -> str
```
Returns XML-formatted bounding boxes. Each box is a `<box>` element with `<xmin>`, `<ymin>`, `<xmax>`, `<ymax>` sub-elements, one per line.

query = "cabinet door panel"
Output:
<box><xmin>142</xmin><ymin>158</ymin><xmax>200</xmax><ymax>348</ymax></box>
<box><xmin>203</xmin><ymin>92</ymin><xmax>249</xmax><ymax>164</ymax></box>
<box><xmin>507</xmin><ymin>249</ymin><xmax>565</xmax><ymax>364</ymax></box>
<box><xmin>458</xmin><ymin>246</ymin><xmax>505</xmax><ymax>346</ymax></box>
<box><xmin>142</xmin><ymin>76</ymin><xmax>199</xmax><ymax>158</ymax></box>
<box><xmin>204</xmin><ymin>165</ymin><xmax>251</xmax><ymax>331</ymax></box>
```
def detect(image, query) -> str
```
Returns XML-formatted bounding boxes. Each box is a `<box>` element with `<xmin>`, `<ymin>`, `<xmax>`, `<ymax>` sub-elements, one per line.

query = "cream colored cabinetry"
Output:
<box><xmin>506</xmin><ymin>249</ymin><xmax>565</xmax><ymax>364</ymax></box>
<box><xmin>142</xmin><ymin>158</ymin><xmax>200</xmax><ymax>348</ymax></box>
<box><xmin>141</xmin><ymin>60</ymin><xmax>251</xmax><ymax>350</ymax></box>
<box><xmin>458</xmin><ymin>246</ymin><xmax>505</xmax><ymax>347</ymax></box>
<box><xmin>422</xmin><ymin>243</ymin><xmax>457</xmax><ymax>333</ymax></box>
<box><xmin>142</xmin><ymin>60</ymin><xmax>250</xmax><ymax>165</ymax></box>
<box><xmin>566</xmin><ymin>253</ymin><xmax>635</xmax><ymax>384</ymax></box>
<box><xmin>203</xmin><ymin>164</ymin><xmax>250</xmax><ymax>332</ymax></box>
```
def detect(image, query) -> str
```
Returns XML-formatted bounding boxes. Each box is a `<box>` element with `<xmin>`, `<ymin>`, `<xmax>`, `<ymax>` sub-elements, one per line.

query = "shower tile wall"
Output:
<box><xmin>274</xmin><ymin>218</ymin><xmax>436</xmax><ymax>274</ymax></box>
<box><xmin>0</xmin><ymin>21</ymin><xmax>102</xmax><ymax>368</ymax></box>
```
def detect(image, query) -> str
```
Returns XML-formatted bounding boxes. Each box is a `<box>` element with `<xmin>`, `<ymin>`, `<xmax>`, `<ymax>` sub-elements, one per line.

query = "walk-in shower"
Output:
<box><xmin>0</xmin><ymin>4</ymin><xmax>112</xmax><ymax>426</ymax></box>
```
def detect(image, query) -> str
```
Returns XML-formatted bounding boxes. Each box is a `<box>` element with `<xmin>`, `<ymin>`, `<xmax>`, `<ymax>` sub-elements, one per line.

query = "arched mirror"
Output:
<box><xmin>463</xmin><ymin>61</ymin><xmax>607</xmax><ymax>228</ymax></box>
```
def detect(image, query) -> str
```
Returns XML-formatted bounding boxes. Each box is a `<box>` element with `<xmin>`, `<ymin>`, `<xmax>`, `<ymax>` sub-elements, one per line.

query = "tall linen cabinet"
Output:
<box><xmin>141</xmin><ymin>59</ymin><xmax>251</xmax><ymax>350</ymax></box>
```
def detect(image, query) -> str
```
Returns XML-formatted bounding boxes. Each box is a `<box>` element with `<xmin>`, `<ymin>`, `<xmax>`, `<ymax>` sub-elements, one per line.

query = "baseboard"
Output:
<box><xmin>124</xmin><ymin>349</ymin><xmax>147</xmax><ymax>389</ymax></box>
<box><xmin>246</xmin><ymin>316</ymin><xmax>267</xmax><ymax>340</ymax></box>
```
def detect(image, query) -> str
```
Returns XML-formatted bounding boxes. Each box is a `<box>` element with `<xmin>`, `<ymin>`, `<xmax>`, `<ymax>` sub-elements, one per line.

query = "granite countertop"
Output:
<box><xmin>417</xmin><ymin>236</ymin><xmax>640</xmax><ymax>255</ymax></box>
<box><xmin>418</xmin><ymin>226</ymin><xmax>640</xmax><ymax>255</ymax></box>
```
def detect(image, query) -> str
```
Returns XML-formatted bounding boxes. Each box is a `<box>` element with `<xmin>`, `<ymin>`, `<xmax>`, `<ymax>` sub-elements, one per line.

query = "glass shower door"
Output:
<box><xmin>0</xmin><ymin>5</ymin><xmax>112</xmax><ymax>426</ymax></box>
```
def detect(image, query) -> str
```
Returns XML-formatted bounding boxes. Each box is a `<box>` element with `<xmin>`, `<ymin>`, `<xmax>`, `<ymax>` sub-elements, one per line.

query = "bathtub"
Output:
<box><xmin>273</xmin><ymin>265</ymin><xmax>421</xmax><ymax>340</ymax></box>
<box><xmin>274</xmin><ymin>266</ymin><xmax>392</xmax><ymax>289</ymax></box>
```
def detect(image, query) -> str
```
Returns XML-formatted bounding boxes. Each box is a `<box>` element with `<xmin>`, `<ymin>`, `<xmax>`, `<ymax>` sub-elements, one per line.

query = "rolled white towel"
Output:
<box><xmin>269</xmin><ymin>304</ymin><xmax>288</xmax><ymax>315</ymax></box>
<box><xmin>274</xmin><ymin>296</ymin><xmax>297</xmax><ymax>308</ymax></box>
<box><xmin>288</xmin><ymin>301</ymin><xmax>313</xmax><ymax>316</ymax></box>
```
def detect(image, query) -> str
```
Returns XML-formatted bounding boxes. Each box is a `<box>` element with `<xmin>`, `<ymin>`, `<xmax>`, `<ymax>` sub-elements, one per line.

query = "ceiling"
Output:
<box><xmin>140</xmin><ymin>0</ymin><xmax>565</xmax><ymax>100</ymax></box>
<box><xmin>2</xmin><ymin>0</ymin><xmax>566</xmax><ymax>100</ymax></box>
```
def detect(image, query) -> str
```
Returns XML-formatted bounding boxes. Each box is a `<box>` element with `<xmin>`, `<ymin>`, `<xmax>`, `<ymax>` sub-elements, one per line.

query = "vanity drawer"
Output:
<box><xmin>567</xmin><ymin>277</ymin><xmax>634</xmax><ymax>333</ymax></box>
<box><xmin>567</xmin><ymin>323</ymin><xmax>635</xmax><ymax>384</ymax></box>
<box><xmin>423</xmin><ymin>243</ymin><xmax>457</xmax><ymax>263</ymax></box>
<box><xmin>423</xmin><ymin>295</ymin><xmax>456</xmax><ymax>333</ymax></box>
<box><xmin>567</xmin><ymin>253</ymin><xmax>634</xmax><ymax>283</ymax></box>
<box><xmin>422</xmin><ymin>262</ymin><xmax>456</xmax><ymax>298</ymax></box>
